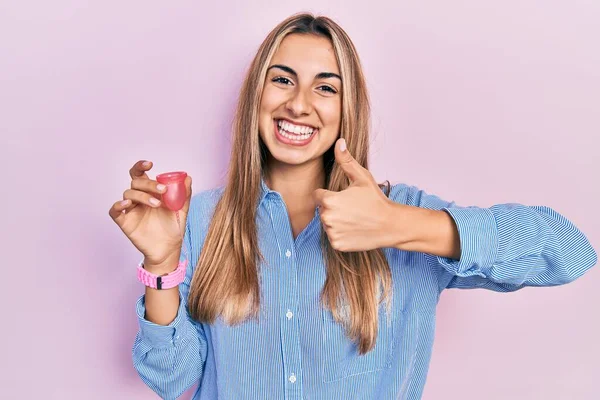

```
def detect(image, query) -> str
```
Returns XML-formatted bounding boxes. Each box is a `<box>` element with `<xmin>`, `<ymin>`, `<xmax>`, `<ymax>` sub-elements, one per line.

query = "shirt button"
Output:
<box><xmin>289</xmin><ymin>373</ymin><xmax>296</xmax><ymax>383</ymax></box>
<box><xmin>285</xmin><ymin>249</ymin><xmax>291</xmax><ymax>258</ymax></box>
<box><xmin>286</xmin><ymin>310</ymin><xmax>293</xmax><ymax>319</ymax></box>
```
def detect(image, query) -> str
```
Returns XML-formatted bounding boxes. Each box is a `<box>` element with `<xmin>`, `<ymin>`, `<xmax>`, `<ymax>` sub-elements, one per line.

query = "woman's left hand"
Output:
<box><xmin>313</xmin><ymin>138</ymin><xmax>398</xmax><ymax>252</ymax></box>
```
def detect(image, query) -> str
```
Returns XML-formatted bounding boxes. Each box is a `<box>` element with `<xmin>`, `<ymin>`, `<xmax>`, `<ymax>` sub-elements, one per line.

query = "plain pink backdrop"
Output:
<box><xmin>1</xmin><ymin>1</ymin><xmax>598</xmax><ymax>399</ymax></box>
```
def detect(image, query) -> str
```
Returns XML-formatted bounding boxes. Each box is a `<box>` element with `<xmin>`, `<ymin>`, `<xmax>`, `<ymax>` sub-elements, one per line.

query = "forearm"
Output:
<box><xmin>143</xmin><ymin>254</ymin><xmax>182</xmax><ymax>326</ymax></box>
<box><xmin>389</xmin><ymin>203</ymin><xmax>461</xmax><ymax>260</ymax></box>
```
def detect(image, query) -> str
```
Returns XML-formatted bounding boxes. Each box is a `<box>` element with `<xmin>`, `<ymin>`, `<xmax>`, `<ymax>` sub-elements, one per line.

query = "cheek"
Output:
<box><xmin>258</xmin><ymin>88</ymin><xmax>277</xmax><ymax>134</ymax></box>
<box><xmin>318</xmin><ymin>100</ymin><xmax>342</xmax><ymax>131</ymax></box>
<box><xmin>260</xmin><ymin>86</ymin><xmax>285</xmax><ymax>114</ymax></box>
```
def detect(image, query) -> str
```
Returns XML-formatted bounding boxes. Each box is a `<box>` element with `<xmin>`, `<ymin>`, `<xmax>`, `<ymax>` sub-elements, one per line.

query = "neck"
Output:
<box><xmin>263</xmin><ymin>157</ymin><xmax>325</xmax><ymax>212</ymax></box>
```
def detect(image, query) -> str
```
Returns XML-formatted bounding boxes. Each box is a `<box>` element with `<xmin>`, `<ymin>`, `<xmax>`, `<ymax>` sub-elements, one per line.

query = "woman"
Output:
<box><xmin>109</xmin><ymin>13</ymin><xmax>597</xmax><ymax>400</ymax></box>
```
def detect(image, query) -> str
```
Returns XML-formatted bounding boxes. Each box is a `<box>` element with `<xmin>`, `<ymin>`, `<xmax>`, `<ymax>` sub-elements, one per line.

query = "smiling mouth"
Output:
<box><xmin>275</xmin><ymin>119</ymin><xmax>318</xmax><ymax>140</ymax></box>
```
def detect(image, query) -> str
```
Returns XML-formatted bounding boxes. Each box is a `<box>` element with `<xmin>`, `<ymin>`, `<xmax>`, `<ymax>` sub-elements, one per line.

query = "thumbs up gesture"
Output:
<box><xmin>313</xmin><ymin>138</ymin><xmax>397</xmax><ymax>252</ymax></box>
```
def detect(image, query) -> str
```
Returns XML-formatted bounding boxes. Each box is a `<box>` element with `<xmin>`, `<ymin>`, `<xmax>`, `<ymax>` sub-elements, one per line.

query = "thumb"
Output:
<box><xmin>182</xmin><ymin>175</ymin><xmax>193</xmax><ymax>214</ymax></box>
<box><xmin>334</xmin><ymin>138</ymin><xmax>367</xmax><ymax>185</ymax></box>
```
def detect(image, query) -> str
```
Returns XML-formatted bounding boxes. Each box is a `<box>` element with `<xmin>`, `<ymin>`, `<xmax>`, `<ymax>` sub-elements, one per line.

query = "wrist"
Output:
<box><xmin>388</xmin><ymin>202</ymin><xmax>416</xmax><ymax>250</ymax></box>
<box><xmin>138</xmin><ymin>255</ymin><xmax>187</xmax><ymax>290</ymax></box>
<box><xmin>388</xmin><ymin>203</ymin><xmax>437</xmax><ymax>252</ymax></box>
<box><xmin>390</xmin><ymin>204</ymin><xmax>460</xmax><ymax>258</ymax></box>
<box><xmin>143</xmin><ymin>253</ymin><xmax>181</xmax><ymax>275</ymax></box>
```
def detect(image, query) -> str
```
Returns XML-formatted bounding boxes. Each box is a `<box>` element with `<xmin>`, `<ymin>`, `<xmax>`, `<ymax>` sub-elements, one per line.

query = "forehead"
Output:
<box><xmin>271</xmin><ymin>34</ymin><xmax>340</xmax><ymax>75</ymax></box>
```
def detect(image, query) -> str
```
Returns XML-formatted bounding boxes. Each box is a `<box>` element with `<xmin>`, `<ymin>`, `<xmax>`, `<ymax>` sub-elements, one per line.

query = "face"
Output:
<box><xmin>258</xmin><ymin>33</ymin><xmax>342</xmax><ymax>169</ymax></box>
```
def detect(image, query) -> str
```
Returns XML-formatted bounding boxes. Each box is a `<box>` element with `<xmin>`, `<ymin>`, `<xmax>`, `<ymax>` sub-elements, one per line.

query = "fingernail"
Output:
<box><xmin>340</xmin><ymin>139</ymin><xmax>346</xmax><ymax>152</ymax></box>
<box><xmin>120</xmin><ymin>200</ymin><xmax>129</xmax><ymax>206</ymax></box>
<box><xmin>149</xmin><ymin>198</ymin><xmax>160</xmax><ymax>206</ymax></box>
<box><xmin>156</xmin><ymin>184</ymin><xmax>166</xmax><ymax>192</ymax></box>
<box><xmin>143</xmin><ymin>161</ymin><xmax>151</xmax><ymax>167</ymax></box>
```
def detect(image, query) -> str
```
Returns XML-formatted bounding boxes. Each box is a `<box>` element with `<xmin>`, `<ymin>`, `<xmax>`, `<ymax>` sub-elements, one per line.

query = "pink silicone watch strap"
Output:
<box><xmin>137</xmin><ymin>259</ymin><xmax>188</xmax><ymax>290</ymax></box>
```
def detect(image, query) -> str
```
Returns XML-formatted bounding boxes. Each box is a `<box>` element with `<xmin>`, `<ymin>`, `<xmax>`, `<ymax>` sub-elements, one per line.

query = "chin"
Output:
<box><xmin>265</xmin><ymin>144</ymin><xmax>314</xmax><ymax>165</ymax></box>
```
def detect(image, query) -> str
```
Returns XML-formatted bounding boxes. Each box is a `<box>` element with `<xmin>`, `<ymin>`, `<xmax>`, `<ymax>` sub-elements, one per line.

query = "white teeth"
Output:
<box><xmin>280</xmin><ymin>130</ymin><xmax>311</xmax><ymax>141</ymax></box>
<box><xmin>277</xmin><ymin>120</ymin><xmax>315</xmax><ymax>136</ymax></box>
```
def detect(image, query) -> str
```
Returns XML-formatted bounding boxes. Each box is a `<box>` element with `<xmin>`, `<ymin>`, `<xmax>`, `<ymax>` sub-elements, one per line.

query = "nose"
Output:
<box><xmin>285</xmin><ymin>87</ymin><xmax>312</xmax><ymax>117</ymax></box>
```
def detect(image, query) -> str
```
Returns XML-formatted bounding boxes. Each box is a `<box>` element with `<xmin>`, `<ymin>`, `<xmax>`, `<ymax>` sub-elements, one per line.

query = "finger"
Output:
<box><xmin>182</xmin><ymin>175</ymin><xmax>193</xmax><ymax>214</ymax></box>
<box><xmin>334</xmin><ymin>138</ymin><xmax>368</xmax><ymax>185</ymax></box>
<box><xmin>131</xmin><ymin>178</ymin><xmax>168</xmax><ymax>196</ymax></box>
<box><xmin>185</xmin><ymin>175</ymin><xmax>192</xmax><ymax>198</ymax></box>
<box><xmin>123</xmin><ymin>188</ymin><xmax>162</xmax><ymax>208</ymax></box>
<box><xmin>129</xmin><ymin>160</ymin><xmax>152</xmax><ymax>180</ymax></box>
<box><xmin>313</xmin><ymin>188</ymin><xmax>333</xmax><ymax>208</ymax></box>
<box><xmin>109</xmin><ymin>199</ymin><xmax>133</xmax><ymax>220</ymax></box>
<box><xmin>319</xmin><ymin>212</ymin><xmax>333</xmax><ymax>229</ymax></box>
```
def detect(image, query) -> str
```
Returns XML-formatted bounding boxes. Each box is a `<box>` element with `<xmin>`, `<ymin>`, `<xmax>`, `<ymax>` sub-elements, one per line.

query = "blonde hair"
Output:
<box><xmin>188</xmin><ymin>12</ymin><xmax>392</xmax><ymax>354</ymax></box>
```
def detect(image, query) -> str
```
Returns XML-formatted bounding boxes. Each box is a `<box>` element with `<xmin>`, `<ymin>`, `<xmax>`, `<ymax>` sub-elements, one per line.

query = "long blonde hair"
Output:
<box><xmin>188</xmin><ymin>13</ymin><xmax>393</xmax><ymax>355</ymax></box>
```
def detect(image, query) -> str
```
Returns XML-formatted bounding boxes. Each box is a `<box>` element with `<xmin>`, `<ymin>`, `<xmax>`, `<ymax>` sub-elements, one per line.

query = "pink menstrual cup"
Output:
<box><xmin>156</xmin><ymin>171</ymin><xmax>188</xmax><ymax>211</ymax></box>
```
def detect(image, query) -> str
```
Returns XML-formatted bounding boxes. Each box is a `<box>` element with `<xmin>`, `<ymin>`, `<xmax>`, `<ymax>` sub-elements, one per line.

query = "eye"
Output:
<box><xmin>272</xmin><ymin>77</ymin><xmax>293</xmax><ymax>85</ymax></box>
<box><xmin>318</xmin><ymin>85</ymin><xmax>337</xmax><ymax>94</ymax></box>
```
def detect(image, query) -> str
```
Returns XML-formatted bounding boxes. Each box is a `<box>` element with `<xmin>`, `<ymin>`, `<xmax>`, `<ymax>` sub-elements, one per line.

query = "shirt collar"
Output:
<box><xmin>259</xmin><ymin>173</ymin><xmax>277</xmax><ymax>206</ymax></box>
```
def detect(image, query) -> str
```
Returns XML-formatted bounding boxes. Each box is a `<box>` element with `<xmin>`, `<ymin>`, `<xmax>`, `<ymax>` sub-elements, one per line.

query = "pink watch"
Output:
<box><xmin>137</xmin><ymin>259</ymin><xmax>188</xmax><ymax>290</ymax></box>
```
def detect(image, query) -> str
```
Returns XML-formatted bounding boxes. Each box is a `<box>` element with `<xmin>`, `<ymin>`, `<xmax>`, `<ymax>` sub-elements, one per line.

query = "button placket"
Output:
<box><xmin>268</xmin><ymin>199</ymin><xmax>302</xmax><ymax>396</ymax></box>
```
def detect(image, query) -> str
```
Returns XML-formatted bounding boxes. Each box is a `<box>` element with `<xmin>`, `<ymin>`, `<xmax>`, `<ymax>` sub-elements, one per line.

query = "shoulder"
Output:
<box><xmin>186</xmin><ymin>185</ymin><xmax>226</xmax><ymax>230</ymax></box>
<box><xmin>190</xmin><ymin>185</ymin><xmax>226</xmax><ymax>212</ymax></box>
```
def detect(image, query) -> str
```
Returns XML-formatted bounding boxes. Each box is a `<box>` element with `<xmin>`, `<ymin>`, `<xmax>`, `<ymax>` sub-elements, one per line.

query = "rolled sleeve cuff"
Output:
<box><xmin>136</xmin><ymin>291</ymin><xmax>190</xmax><ymax>348</ymax></box>
<box><xmin>436</xmin><ymin>207</ymin><xmax>498</xmax><ymax>278</ymax></box>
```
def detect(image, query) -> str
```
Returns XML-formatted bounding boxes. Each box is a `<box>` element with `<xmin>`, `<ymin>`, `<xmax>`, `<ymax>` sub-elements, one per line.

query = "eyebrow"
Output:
<box><xmin>267</xmin><ymin>64</ymin><xmax>342</xmax><ymax>82</ymax></box>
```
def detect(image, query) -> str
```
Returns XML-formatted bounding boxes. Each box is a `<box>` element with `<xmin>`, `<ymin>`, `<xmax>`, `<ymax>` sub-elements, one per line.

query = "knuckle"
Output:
<box><xmin>330</xmin><ymin>239</ymin><xmax>339</xmax><ymax>250</ymax></box>
<box><xmin>146</xmin><ymin>193</ymin><xmax>155</xmax><ymax>201</ymax></box>
<box><xmin>322</xmin><ymin>196</ymin><xmax>335</xmax><ymax>208</ymax></box>
<box><xmin>321</xmin><ymin>212</ymin><xmax>335</xmax><ymax>227</ymax></box>
<box><xmin>131</xmin><ymin>178</ymin><xmax>142</xmax><ymax>189</ymax></box>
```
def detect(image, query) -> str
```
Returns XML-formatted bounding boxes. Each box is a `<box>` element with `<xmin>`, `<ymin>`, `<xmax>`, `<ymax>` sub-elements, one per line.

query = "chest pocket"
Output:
<box><xmin>321</xmin><ymin>304</ymin><xmax>395</xmax><ymax>383</ymax></box>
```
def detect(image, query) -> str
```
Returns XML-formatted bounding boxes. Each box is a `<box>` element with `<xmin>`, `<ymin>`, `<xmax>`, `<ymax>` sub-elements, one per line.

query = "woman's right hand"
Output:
<box><xmin>108</xmin><ymin>160</ymin><xmax>193</xmax><ymax>274</ymax></box>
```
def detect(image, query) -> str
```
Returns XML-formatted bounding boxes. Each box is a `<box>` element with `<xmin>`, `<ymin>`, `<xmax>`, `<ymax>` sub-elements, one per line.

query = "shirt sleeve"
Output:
<box><xmin>390</xmin><ymin>183</ymin><xmax>598</xmax><ymax>292</ymax></box>
<box><xmin>132</xmin><ymin>198</ymin><xmax>208</xmax><ymax>400</ymax></box>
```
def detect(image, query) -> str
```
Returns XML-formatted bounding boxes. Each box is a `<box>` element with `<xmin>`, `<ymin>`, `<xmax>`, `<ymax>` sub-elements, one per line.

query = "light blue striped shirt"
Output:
<box><xmin>133</xmin><ymin>180</ymin><xmax>597</xmax><ymax>399</ymax></box>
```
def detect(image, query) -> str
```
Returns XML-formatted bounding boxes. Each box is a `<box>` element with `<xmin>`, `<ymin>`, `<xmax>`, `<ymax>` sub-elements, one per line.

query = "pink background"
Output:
<box><xmin>1</xmin><ymin>1</ymin><xmax>598</xmax><ymax>399</ymax></box>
